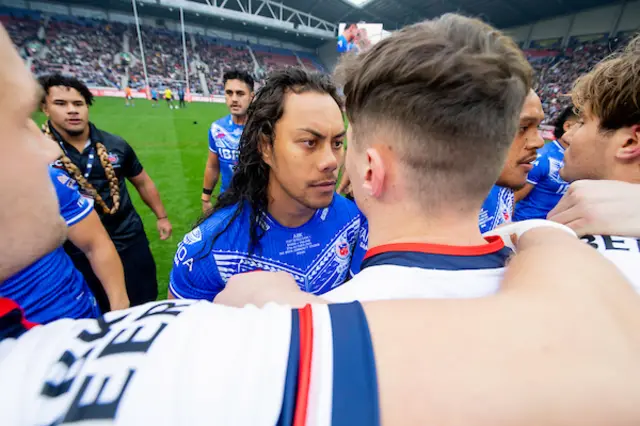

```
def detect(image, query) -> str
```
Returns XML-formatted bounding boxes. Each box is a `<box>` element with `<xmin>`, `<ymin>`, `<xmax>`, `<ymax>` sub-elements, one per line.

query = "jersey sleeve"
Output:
<box><xmin>169</xmin><ymin>226</ymin><xmax>225</xmax><ymax>301</ymax></box>
<box><xmin>122</xmin><ymin>141</ymin><xmax>144</xmax><ymax>178</ymax></box>
<box><xmin>208</xmin><ymin>125</ymin><xmax>219</xmax><ymax>154</ymax></box>
<box><xmin>526</xmin><ymin>153</ymin><xmax>548</xmax><ymax>186</ymax></box>
<box><xmin>49</xmin><ymin>168</ymin><xmax>94</xmax><ymax>227</ymax></box>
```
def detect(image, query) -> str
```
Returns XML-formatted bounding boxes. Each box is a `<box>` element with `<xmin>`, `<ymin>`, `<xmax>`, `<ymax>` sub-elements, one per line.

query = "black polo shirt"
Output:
<box><xmin>50</xmin><ymin>123</ymin><xmax>148</xmax><ymax>252</ymax></box>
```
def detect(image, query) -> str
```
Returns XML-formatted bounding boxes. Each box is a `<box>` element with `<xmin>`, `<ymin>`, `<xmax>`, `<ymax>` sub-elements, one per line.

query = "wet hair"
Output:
<box><xmin>38</xmin><ymin>73</ymin><xmax>94</xmax><ymax>106</ymax></box>
<box><xmin>223</xmin><ymin>69</ymin><xmax>255</xmax><ymax>92</ymax></box>
<box><xmin>198</xmin><ymin>67</ymin><xmax>341</xmax><ymax>254</ymax></box>
<box><xmin>554</xmin><ymin>106</ymin><xmax>578</xmax><ymax>140</ymax></box>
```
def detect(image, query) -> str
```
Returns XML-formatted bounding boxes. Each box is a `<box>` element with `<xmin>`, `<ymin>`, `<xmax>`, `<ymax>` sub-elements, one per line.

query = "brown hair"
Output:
<box><xmin>42</xmin><ymin>121</ymin><xmax>120</xmax><ymax>215</ymax></box>
<box><xmin>571</xmin><ymin>36</ymin><xmax>640</xmax><ymax>131</ymax></box>
<box><xmin>336</xmin><ymin>13</ymin><xmax>532</xmax><ymax>209</ymax></box>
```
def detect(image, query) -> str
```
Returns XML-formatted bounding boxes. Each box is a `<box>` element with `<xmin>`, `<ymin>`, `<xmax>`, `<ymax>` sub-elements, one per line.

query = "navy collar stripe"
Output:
<box><xmin>361</xmin><ymin>247</ymin><xmax>512</xmax><ymax>271</ymax></box>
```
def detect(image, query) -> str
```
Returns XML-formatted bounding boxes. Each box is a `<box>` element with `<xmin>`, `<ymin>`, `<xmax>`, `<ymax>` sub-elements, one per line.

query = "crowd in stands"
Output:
<box><xmin>528</xmin><ymin>35</ymin><xmax>633</xmax><ymax>124</ymax></box>
<box><xmin>2</xmin><ymin>6</ymin><xmax>635</xmax><ymax>112</ymax></box>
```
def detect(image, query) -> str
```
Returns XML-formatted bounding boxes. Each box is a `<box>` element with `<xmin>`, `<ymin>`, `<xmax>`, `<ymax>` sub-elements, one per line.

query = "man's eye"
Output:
<box><xmin>302</xmin><ymin>140</ymin><xmax>317</xmax><ymax>148</ymax></box>
<box><xmin>333</xmin><ymin>140</ymin><xmax>344</xmax><ymax>149</ymax></box>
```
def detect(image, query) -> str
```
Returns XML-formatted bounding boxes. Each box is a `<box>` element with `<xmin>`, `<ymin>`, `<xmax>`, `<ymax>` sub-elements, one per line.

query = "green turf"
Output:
<box><xmin>36</xmin><ymin>97</ymin><xmax>230</xmax><ymax>300</ymax></box>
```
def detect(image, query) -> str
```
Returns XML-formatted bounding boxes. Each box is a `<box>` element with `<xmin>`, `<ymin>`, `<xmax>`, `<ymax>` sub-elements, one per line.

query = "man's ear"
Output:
<box><xmin>615</xmin><ymin>124</ymin><xmax>640</xmax><ymax>162</ymax></box>
<box><xmin>563</xmin><ymin>119</ymin><xmax>576</xmax><ymax>133</ymax></box>
<box><xmin>258</xmin><ymin>133</ymin><xmax>274</xmax><ymax>167</ymax></box>
<box><xmin>362</xmin><ymin>147</ymin><xmax>385</xmax><ymax>198</ymax></box>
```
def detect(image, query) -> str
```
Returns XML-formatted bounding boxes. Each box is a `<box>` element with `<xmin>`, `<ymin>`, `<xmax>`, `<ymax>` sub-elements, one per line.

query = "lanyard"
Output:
<box><xmin>58</xmin><ymin>141</ymin><xmax>96</xmax><ymax>179</ymax></box>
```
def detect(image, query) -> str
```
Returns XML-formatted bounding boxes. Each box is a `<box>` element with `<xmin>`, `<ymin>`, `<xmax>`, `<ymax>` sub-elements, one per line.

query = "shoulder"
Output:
<box><xmin>92</xmin><ymin>126</ymin><xmax>128</xmax><ymax>148</ymax></box>
<box><xmin>329</xmin><ymin>194</ymin><xmax>361</xmax><ymax>220</ymax></box>
<box><xmin>48</xmin><ymin>167</ymin><xmax>79</xmax><ymax>195</ymax></box>
<box><xmin>196</xmin><ymin>204</ymin><xmax>247</xmax><ymax>241</ymax></box>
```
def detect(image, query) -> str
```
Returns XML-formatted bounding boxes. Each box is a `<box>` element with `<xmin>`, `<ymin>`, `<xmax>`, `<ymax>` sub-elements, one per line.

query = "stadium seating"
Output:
<box><xmin>2</xmin><ymin>4</ymin><xmax>635</xmax><ymax>114</ymax></box>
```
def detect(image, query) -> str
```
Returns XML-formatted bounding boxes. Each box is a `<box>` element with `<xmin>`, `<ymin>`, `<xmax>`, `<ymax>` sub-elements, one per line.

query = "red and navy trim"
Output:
<box><xmin>362</xmin><ymin>236</ymin><xmax>511</xmax><ymax>271</ymax></box>
<box><xmin>0</xmin><ymin>298</ymin><xmax>38</xmax><ymax>342</ymax></box>
<box><xmin>277</xmin><ymin>302</ymin><xmax>379</xmax><ymax>426</ymax></box>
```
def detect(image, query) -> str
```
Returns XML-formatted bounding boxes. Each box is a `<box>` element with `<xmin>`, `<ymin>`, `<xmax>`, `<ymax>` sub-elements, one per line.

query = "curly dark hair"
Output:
<box><xmin>223</xmin><ymin>69</ymin><xmax>255</xmax><ymax>92</ymax></box>
<box><xmin>553</xmin><ymin>106</ymin><xmax>578</xmax><ymax>140</ymax></box>
<box><xmin>38</xmin><ymin>73</ymin><xmax>94</xmax><ymax>106</ymax></box>
<box><xmin>198</xmin><ymin>67</ymin><xmax>342</xmax><ymax>254</ymax></box>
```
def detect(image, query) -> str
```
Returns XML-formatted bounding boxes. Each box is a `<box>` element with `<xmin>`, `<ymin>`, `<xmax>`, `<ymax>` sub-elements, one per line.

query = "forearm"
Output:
<box><xmin>84</xmin><ymin>242</ymin><xmax>127</xmax><ymax>306</ymax></box>
<box><xmin>202</xmin><ymin>167</ymin><xmax>218</xmax><ymax>201</ymax></box>
<box><xmin>137</xmin><ymin>181</ymin><xmax>167</xmax><ymax>218</ymax></box>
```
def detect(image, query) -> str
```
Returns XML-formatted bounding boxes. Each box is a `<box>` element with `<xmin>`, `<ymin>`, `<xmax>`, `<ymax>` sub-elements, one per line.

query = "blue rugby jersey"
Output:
<box><xmin>208</xmin><ymin>114</ymin><xmax>244</xmax><ymax>194</ymax></box>
<box><xmin>479</xmin><ymin>185</ymin><xmax>515</xmax><ymax>234</ymax></box>
<box><xmin>0</xmin><ymin>167</ymin><xmax>99</xmax><ymax>323</ymax></box>
<box><xmin>514</xmin><ymin>140</ymin><xmax>570</xmax><ymax>221</ymax></box>
<box><xmin>169</xmin><ymin>194</ymin><xmax>364</xmax><ymax>300</ymax></box>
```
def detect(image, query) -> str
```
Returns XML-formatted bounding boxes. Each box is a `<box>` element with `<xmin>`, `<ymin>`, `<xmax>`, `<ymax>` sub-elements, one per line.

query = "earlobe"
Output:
<box><xmin>617</xmin><ymin>125</ymin><xmax>640</xmax><ymax>161</ymax></box>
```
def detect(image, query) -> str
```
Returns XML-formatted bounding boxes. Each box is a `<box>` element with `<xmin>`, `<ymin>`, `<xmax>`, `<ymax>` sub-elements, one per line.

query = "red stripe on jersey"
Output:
<box><xmin>293</xmin><ymin>304</ymin><xmax>314</xmax><ymax>426</ymax></box>
<box><xmin>364</xmin><ymin>235</ymin><xmax>505</xmax><ymax>259</ymax></box>
<box><xmin>0</xmin><ymin>297</ymin><xmax>39</xmax><ymax>330</ymax></box>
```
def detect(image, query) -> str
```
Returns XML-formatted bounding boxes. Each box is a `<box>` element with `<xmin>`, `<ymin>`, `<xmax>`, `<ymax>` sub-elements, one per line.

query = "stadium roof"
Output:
<box><xmin>284</xmin><ymin>0</ymin><xmax>618</xmax><ymax>31</ymax></box>
<box><xmin>55</xmin><ymin>0</ymin><xmax>618</xmax><ymax>48</ymax></box>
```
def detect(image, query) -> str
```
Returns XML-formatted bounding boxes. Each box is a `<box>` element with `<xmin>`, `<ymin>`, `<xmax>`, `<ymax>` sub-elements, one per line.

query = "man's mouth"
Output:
<box><xmin>519</xmin><ymin>155</ymin><xmax>537</xmax><ymax>165</ymax></box>
<box><xmin>310</xmin><ymin>180</ymin><xmax>336</xmax><ymax>188</ymax></box>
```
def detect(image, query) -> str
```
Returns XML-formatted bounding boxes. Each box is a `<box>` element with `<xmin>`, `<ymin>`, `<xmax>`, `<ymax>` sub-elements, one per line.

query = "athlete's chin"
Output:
<box><xmin>302</xmin><ymin>193</ymin><xmax>334</xmax><ymax>210</ymax></box>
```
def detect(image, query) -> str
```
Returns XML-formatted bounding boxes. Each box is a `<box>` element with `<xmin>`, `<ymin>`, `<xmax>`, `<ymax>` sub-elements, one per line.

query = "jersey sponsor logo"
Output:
<box><xmin>582</xmin><ymin>235</ymin><xmax>640</xmax><ymax>253</ymax></box>
<box><xmin>57</xmin><ymin>173</ymin><xmax>70</xmax><ymax>185</ymax></box>
<box><xmin>218</xmin><ymin>148</ymin><xmax>239</xmax><ymax>162</ymax></box>
<box><xmin>183</xmin><ymin>227</ymin><xmax>203</xmax><ymax>245</ymax></box>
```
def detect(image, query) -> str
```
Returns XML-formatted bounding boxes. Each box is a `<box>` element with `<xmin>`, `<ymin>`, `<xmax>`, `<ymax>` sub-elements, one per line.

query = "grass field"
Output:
<box><xmin>36</xmin><ymin>97</ymin><xmax>230</xmax><ymax>300</ymax></box>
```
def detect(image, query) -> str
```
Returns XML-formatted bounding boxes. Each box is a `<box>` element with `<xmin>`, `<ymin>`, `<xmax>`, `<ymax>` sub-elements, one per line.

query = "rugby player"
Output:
<box><xmin>479</xmin><ymin>89</ymin><xmax>545</xmax><ymax>232</ymax></box>
<box><xmin>513</xmin><ymin>106</ymin><xmax>579</xmax><ymax>220</ymax></box>
<box><xmin>337</xmin><ymin>22</ymin><xmax>358</xmax><ymax>54</ymax></box>
<box><xmin>171</xmin><ymin>68</ymin><xmax>362</xmax><ymax>300</ymax></box>
<box><xmin>39</xmin><ymin>74</ymin><xmax>172</xmax><ymax>311</ymax></box>
<box><xmin>150</xmin><ymin>87</ymin><xmax>159</xmax><ymax>107</ymax></box>
<box><xmin>164</xmin><ymin>86</ymin><xmax>173</xmax><ymax>109</ymax></box>
<box><xmin>2</xmin><ymin>22</ymin><xmax>640</xmax><ymax>426</ymax></box>
<box><xmin>552</xmin><ymin>37</ymin><xmax>640</xmax><ymax>290</ymax></box>
<box><xmin>0</xmin><ymin>162</ymin><xmax>128</xmax><ymax>323</ymax></box>
<box><xmin>325</xmin><ymin>14</ymin><xmax>537</xmax><ymax>301</ymax></box>
<box><xmin>201</xmin><ymin>70</ymin><xmax>254</xmax><ymax>210</ymax></box>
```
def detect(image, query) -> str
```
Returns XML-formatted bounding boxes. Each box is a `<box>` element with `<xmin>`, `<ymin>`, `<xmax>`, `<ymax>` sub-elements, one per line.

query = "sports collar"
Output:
<box><xmin>552</xmin><ymin>140</ymin><xmax>566</xmax><ymax>153</ymax></box>
<box><xmin>361</xmin><ymin>236</ymin><xmax>512</xmax><ymax>271</ymax></box>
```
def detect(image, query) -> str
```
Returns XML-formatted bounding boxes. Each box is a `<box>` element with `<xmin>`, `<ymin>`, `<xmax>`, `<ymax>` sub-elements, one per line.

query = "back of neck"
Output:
<box><xmin>367</xmin><ymin>210</ymin><xmax>487</xmax><ymax>249</ymax></box>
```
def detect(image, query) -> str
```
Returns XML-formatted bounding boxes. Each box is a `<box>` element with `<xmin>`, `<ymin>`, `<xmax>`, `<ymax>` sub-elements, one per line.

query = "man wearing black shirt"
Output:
<box><xmin>39</xmin><ymin>74</ymin><xmax>172</xmax><ymax>311</ymax></box>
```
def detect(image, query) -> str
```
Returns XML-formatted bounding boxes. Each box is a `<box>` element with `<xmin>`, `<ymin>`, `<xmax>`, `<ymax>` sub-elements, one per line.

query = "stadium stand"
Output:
<box><xmin>1</xmin><ymin>3</ymin><xmax>635</xmax><ymax>114</ymax></box>
<box><xmin>1</xmin><ymin>6</ymin><xmax>323</xmax><ymax>96</ymax></box>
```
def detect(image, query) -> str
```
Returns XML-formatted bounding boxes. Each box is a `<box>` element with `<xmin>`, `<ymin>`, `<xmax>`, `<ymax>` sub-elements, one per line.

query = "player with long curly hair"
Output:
<box><xmin>169</xmin><ymin>68</ymin><xmax>364</xmax><ymax>301</ymax></box>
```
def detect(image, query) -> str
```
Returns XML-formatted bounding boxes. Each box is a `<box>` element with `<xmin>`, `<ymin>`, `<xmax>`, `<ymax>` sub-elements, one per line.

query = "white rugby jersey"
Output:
<box><xmin>581</xmin><ymin>235</ymin><xmax>640</xmax><ymax>292</ymax></box>
<box><xmin>325</xmin><ymin>236</ymin><xmax>512</xmax><ymax>303</ymax></box>
<box><xmin>0</xmin><ymin>298</ymin><xmax>379</xmax><ymax>426</ymax></box>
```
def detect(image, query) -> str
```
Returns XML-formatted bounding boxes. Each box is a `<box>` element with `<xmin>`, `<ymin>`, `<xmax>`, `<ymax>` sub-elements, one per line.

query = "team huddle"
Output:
<box><xmin>2</xmin><ymin>12</ymin><xmax>640</xmax><ymax>426</ymax></box>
